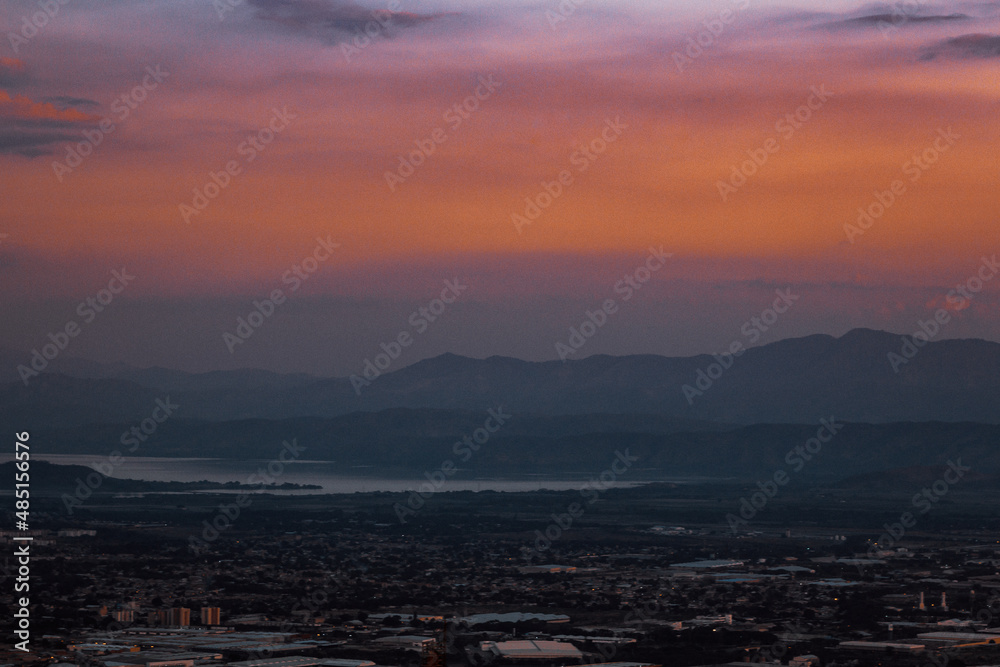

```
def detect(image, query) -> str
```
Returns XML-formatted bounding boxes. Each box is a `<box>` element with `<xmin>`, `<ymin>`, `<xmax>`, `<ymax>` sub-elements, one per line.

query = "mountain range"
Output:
<box><xmin>3</xmin><ymin>328</ymin><xmax>999</xmax><ymax>479</ymax></box>
<box><xmin>2</xmin><ymin>328</ymin><xmax>998</xmax><ymax>427</ymax></box>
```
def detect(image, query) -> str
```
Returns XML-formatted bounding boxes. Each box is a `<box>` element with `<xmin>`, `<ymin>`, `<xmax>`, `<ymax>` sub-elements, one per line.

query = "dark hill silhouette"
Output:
<box><xmin>2</xmin><ymin>329</ymin><xmax>999</xmax><ymax>427</ymax></box>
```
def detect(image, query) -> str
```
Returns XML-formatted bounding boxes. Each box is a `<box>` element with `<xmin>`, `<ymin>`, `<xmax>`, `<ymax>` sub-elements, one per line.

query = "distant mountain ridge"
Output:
<box><xmin>2</xmin><ymin>328</ymin><xmax>1000</xmax><ymax>428</ymax></box>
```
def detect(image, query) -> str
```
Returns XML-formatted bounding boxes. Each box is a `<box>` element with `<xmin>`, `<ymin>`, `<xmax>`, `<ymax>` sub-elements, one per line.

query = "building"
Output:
<box><xmin>224</xmin><ymin>658</ymin><xmax>375</xmax><ymax>667</ymax></box>
<box><xmin>460</xmin><ymin>613</ymin><xmax>571</xmax><ymax>626</ymax></box>
<box><xmin>838</xmin><ymin>641</ymin><xmax>925</xmax><ymax>652</ymax></box>
<box><xmin>104</xmin><ymin>651</ymin><xmax>222</xmax><ymax>667</ymax></box>
<box><xmin>112</xmin><ymin>610</ymin><xmax>135</xmax><ymax>623</ymax></box>
<box><xmin>201</xmin><ymin>607</ymin><xmax>221</xmax><ymax>626</ymax></box>
<box><xmin>669</xmin><ymin>560</ymin><xmax>744</xmax><ymax>569</ymax></box>
<box><xmin>373</xmin><ymin>636</ymin><xmax>436</xmax><ymax>651</ymax></box>
<box><xmin>551</xmin><ymin>635</ymin><xmax>637</xmax><ymax>647</ymax></box>
<box><xmin>68</xmin><ymin>643</ymin><xmax>140</xmax><ymax>654</ymax></box>
<box><xmin>148</xmin><ymin>608</ymin><xmax>192</xmax><ymax>628</ymax></box>
<box><xmin>915</xmin><ymin>631</ymin><xmax>1000</xmax><ymax>645</ymax></box>
<box><xmin>171</xmin><ymin>608</ymin><xmax>191</xmax><ymax>627</ymax></box>
<box><xmin>481</xmin><ymin>640</ymin><xmax>583</xmax><ymax>660</ymax></box>
<box><xmin>520</xmin><ymin>564</ymin><xmax>577</xmax><ymax>574</ymax></box>
<box><xmin>789</xmin><ymin>655</ymin><xmax>820</xmax><ymax>667</ymax></box>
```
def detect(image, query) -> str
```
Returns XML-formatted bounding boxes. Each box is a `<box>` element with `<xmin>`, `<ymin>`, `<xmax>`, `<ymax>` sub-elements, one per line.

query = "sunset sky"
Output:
<box><xmin>2</xmin><ymin>0</ymin><xmax>998</xmax><ymax>374</ymax></box>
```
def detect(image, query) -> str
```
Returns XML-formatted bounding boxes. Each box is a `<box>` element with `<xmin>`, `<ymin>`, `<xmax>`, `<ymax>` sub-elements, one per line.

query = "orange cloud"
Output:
<box><xmin>0</xmin><ymin>89</ymin><xmax>99</xmax><ymax>122</ymax></box>
<box><xmin>0</xmin><ymin>57</ymin><xmax>25</xmax><ymax>72</ymax></box>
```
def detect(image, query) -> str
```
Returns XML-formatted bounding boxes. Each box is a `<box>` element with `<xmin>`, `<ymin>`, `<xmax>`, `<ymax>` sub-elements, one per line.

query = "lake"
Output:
<box><xmin>0</xmin><ymin>453</ymin><xmax>703</xmax><ymax>494</ymax></box>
